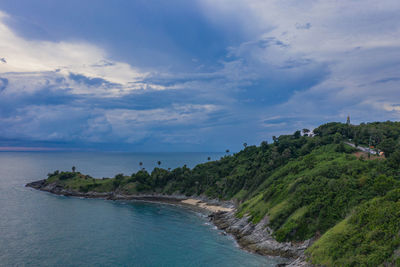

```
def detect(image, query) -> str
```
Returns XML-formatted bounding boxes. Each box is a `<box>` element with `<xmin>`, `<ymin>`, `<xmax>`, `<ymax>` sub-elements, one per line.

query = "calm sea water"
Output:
<box><xmin>0</xmin><ymin>152</ymin><xmax>281</xmax><ymax>267</ymax></box>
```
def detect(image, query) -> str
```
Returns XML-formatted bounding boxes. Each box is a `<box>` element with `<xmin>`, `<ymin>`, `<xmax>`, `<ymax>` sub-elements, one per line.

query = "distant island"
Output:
<box><xmin>27</xmin><ymin>121</ymin><xmax>400</xmax><ymax>266</ymax></box>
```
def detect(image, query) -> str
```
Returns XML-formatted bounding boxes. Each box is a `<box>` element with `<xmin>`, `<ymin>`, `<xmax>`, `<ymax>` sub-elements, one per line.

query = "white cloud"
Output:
<box><xmin>104</xmin><ymin>104</ymin><xmax>220</xmax><ymax>141</ymax></box>
<box><xmin>0</xmin><ymin>10</ymin><xmax>232</xmax><ymax>148</ymax></box>
<box><xmin>200</xmin><ymin>0</ymin><xmax>400</xmax><ymax>128</ymax></box>
<box><xmin>1</xmin><ymin>2</ymin><xmax>400</xmax><ymax>149</ymax></box>
<box><xmin>0</xmin><ymin>11</ymin><xmax>159</xmax><ymax>97</ymax></box>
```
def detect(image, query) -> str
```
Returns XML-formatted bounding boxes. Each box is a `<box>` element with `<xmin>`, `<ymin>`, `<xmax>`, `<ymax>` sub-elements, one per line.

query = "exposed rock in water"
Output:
<box><xmin>209</xmin><ymin>211</ymin><xmax>314</xmax><ymax>266</ymax></box>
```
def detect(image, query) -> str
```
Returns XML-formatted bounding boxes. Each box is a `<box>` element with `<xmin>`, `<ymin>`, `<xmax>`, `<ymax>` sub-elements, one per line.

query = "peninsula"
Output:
<box><xmin>27</xmin><ymin>121</ymin><xmax>400</xmax><ymax>266</ymax></box>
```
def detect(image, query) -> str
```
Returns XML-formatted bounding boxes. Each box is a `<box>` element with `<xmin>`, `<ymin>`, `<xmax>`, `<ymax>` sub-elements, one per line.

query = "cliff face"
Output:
<box><xmin>210</xmin><ymin>211</ymin><xmax>312</xmax><ymax>266</ymax></box>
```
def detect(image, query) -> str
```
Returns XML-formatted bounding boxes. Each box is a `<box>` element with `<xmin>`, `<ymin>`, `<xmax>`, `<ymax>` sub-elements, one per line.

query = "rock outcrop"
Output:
<box><xmin>210</xmin><ymin>211</ymin><xmax>313</xmax><ymax>266</ymax></box>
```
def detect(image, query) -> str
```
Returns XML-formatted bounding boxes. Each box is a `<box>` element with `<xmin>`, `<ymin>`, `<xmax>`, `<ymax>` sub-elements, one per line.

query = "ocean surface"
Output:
<box><xmin>0</xmin><ymin>152</ymin><xmax>282</xmax><ymax>267</ymax></box>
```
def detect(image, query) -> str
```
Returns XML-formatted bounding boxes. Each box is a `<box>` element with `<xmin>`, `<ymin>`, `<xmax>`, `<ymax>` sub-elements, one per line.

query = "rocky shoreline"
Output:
<box><xmin>210</xmin><ymin>212</ymin><xmax>312</xmax><ymax>266</ymax></box>
<box><xmin>26</xmin><ymin>179</ymin><xmax>312</xmax><ymax>266</ymax></box>
<box><xmin>25</xmin><ymin>179</ymin><xmax>235</xmax><ymax>211</ymax></box>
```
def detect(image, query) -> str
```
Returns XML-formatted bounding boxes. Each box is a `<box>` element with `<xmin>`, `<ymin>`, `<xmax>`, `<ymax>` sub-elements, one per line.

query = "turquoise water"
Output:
<box><xmin>0</xmin><ymin>152</ymin><xmax>281</xmax><ymax>266</ymax></box>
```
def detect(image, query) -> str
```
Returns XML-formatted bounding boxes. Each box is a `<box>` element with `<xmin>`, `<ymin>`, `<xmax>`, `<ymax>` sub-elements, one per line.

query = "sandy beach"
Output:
<box><xmin>181</xmin><ymin>198</ymin><xmax>233</xmax><ymax>213</ymax></box>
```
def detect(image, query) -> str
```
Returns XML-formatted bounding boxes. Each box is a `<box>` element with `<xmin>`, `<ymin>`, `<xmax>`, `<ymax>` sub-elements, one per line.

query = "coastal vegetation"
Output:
<box><xmin>40</xmin><ymin>121</ymin><xmax>400</xmax><ymax>266</ymax></box>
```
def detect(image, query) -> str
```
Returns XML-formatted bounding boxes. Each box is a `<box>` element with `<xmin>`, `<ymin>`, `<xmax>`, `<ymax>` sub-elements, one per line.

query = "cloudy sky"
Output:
<box><xmin>0</xmin><ymin>0</ymin><xmax>399</xmax><ymax>151</ymax></box>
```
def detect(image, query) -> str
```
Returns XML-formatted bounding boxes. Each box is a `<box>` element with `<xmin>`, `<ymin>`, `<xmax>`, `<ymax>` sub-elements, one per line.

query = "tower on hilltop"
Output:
<box><xmin>346</xmin><ymin>115</ymin><xmax>350</xmax><ymax>125</ymax></box>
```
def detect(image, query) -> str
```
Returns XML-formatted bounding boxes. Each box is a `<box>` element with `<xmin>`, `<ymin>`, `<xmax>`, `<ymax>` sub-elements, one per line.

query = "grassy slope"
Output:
<box><xmin>238</xmin><ymin>145</ymin><xmax>399</xmax><ymax>242</ymax></box>
<box><xmin>46</xmin><ymin>172</ymin><xmax>116</xmax><ymax>192</ymax></box>
<box><xmin>43</xmin><ymin>121</ymin><xmax>400</xmax><ymax>266</ymax></box>
<box><xmin>307</xmin><ymin>189</ymin><xmax>400</xmax><ymax>266</ymax></box>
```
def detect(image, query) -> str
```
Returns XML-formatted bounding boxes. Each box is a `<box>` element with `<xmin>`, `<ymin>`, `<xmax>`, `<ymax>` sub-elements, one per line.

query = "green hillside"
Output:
<box><xmin>43</xmin><ymin>121</ymin><xmax>400</xmax><ymax>266</ymax></box>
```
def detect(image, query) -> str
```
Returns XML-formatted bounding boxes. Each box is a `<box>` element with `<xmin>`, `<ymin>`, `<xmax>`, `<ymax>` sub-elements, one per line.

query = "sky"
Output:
<box><xmin>0</xmin><ymin>0</ymin><xmax>399</xmax><ymax>152</ymax></box>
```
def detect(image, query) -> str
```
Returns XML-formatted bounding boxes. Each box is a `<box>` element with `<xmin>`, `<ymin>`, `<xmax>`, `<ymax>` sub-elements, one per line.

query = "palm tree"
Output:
<box><xmin>139</xmin><ymin>162</ymin><xmax>143</xmax><ymax>167</ymax></box>
<box><xmin>225</xmin><ymin>149</ymin><xmax>230</xmax><ymax>154</ymax></box>
<box><xmin>243</xmin><ymin>142</ymin><xmax>247</xmax><ymax>148</ymax></box>
<box><xmin>72</xmin><ymin>166</ymin><xmax>76</xmax><ymax>173</ymax></box>
<box><xmin>157</xmin><ymin>161</ymin><xmax>161</xmax><ymax>166</ymax></box>
<box><xmin>207</xmin><ymin>156</ymin><xmax>211</xmax><ymax>161</ymax></box>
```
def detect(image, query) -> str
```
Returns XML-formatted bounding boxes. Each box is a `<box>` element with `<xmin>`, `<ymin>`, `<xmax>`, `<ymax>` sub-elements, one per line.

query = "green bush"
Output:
<box><xmin>59</xmin><ymin>172</ymin><xmax>75</xmax><ymax>180</ymax></box>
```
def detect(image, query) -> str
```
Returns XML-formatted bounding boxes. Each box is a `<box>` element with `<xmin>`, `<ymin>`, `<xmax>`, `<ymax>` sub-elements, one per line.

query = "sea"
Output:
<box><xmin>0</xmin><ymin>152</ymin><xmax>282</xmax><ymax>267</ymax></box>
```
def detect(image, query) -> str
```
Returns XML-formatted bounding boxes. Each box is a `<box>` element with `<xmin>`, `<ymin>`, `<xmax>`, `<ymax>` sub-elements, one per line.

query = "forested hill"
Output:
<box><xmin>43</xmin><ymin>121</ymin><xmax>400</xmax><ymax>266</ymax></box>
